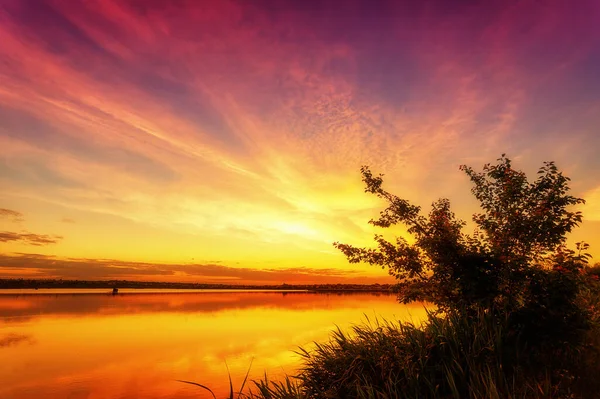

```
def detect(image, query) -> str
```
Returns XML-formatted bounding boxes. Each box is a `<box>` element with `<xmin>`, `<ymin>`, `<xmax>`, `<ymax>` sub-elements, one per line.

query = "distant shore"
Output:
<box><xmin>0</xmin><ymin>278</ymin><xmax>395</xmax><ymax>292</ymax></box>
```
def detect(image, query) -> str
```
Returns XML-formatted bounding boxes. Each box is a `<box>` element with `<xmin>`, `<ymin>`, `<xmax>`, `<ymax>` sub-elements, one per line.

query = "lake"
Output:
<box><xmin>0</xmin><ymin>290</ymin><xmax>429</xmax><ymax>399</ymax></box>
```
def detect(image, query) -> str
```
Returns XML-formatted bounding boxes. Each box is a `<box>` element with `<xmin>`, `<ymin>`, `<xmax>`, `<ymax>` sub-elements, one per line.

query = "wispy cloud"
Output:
<box><xmin>0</xmin><ymin>333</ymin><xmax>35</xmax><ymax>348</ymax></box>
<box><xmin>0</xmin><ymin>253</ymin><xmax>392</xmax><ymax>284</ymax></box>
<box><xmin>0</xmin><ymin>232</ymin><xmax>63</xmax><ymax>246</ymax></box>
<box><xmin>0</xmin><ymin>208</ymin><xmax>23</xmax><ymax>222</ymax></box>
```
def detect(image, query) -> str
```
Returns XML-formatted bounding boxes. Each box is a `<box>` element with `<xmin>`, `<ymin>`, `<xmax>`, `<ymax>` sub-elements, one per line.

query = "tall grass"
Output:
<box><xmin>284</xmin><ymin>310</ymin><xmax>548</xmax><ymax>398</ymax></box>
<box><xmin>240</xmin><ymin>307</ymin><xmax>600</xmax><ymax>399</ymax></box>
<box><xmin>183</xmin><ymin>277</ymin><xmax>600</xmax><ymax>398</ymax></box>
<box><xmin>179</xmin><ymin>360</ymin><xmax>253</xmax><ymax>399</ymax></box>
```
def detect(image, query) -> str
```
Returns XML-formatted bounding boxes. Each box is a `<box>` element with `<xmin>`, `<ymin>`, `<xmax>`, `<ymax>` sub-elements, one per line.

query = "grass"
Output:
<box><xmin>181</xmin><ymin>276</ymin><xmax>600</xmax><ymax>399</ymax></box>
<box><xmin>178</xmin><ymin>360</ymin><xmax>253</xmax><ymax>399</ymax></box>
<box><xmin>261</xmin><ymin>311</ymin><xmax>556</xmax><ymax>399</ymax></box>
<box><xmin>243</xmin><ymin>310</ymin><xmax>600</xmax><ymax>399</ymax></box>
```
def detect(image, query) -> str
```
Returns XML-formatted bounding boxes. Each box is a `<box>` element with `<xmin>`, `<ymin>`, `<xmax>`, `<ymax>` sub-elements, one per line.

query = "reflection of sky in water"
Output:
<box><xmin>0</xmin><ymin>291</ymin><xmax>429</xmax><ymax>399</ymax></box>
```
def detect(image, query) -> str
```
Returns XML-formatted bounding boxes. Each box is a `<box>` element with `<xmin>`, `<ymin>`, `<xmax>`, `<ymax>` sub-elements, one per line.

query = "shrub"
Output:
<box><xmin>334</xmin><ymin>156</ymin><xmax>588</xmax><ymax>312</ymax></box>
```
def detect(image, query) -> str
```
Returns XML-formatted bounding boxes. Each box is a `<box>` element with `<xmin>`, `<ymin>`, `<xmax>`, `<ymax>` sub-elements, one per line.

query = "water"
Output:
<box><xmin>0</xmin><ymin>290</ymin><xmax>429</xmax><ymax>399</ymax></box>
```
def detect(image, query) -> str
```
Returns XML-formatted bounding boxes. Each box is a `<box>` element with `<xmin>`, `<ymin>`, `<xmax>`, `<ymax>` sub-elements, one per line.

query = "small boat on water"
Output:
<box><xmin>112</xmin><ymin>287</ymin><xmax>119</xmax><ymax>295</ymax></box>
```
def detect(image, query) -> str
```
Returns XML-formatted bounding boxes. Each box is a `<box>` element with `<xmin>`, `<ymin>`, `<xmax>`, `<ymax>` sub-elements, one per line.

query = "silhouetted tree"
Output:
<box><xmin>334</xmin><ymin>155</ymin><xmax>589</xmax><ymax>317</ymax></box>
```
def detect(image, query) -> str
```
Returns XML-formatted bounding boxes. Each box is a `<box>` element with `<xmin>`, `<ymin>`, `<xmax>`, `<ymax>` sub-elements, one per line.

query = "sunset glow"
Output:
<box><xmin>1</xmin><ymin>0</ymin><xmax>600</xmax><ymax>283</ymax></box>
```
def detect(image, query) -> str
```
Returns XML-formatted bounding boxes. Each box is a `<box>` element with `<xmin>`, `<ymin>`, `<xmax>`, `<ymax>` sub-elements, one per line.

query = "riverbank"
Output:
<box><xmin>0</xmin><ymin>278</ymin><xmax>394</xmax><ymax>292</ymax></box>
<box><xmin>200</xmin><ymin>269</ymin><xmax>600</xmax><ymax>399</ymax></box>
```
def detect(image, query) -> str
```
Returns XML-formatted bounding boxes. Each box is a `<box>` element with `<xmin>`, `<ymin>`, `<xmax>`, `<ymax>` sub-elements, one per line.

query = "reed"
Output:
<box><xmin>245</xmin><ymin>307</ymin><xmax>598</xmax><ymax>398</ymax></box>
<box><xmin>182</xmin><ymin>275</ymin><xmax>600</xmax><ymax>398</ymax></box>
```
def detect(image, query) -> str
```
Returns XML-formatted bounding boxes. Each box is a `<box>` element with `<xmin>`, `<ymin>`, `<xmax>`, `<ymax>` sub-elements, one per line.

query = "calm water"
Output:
<box><xmin>0</xmin><ymin>290</ymin><xmax>429</xmax><ymax>399</ymax></box>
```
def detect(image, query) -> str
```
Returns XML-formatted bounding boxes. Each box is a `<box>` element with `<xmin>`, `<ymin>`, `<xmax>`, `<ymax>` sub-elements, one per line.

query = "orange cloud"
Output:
<box><xmin>0</xmin><ymin>208</ymin><xmax>23</xmax><ymax>222</ymax></box>
<box><xmin>0</xmin><ymin>232</ymin><xmax>63</xmax><ymax>246</ymax></box>
<box><xmin>0</xmin><ymin>333</ymin><xmax>35</xmax><ymax>348</ymax></box>
<box><xmin>0</xmin><ymin>253</ymin><xmax>394</xmax><ymax>284</ymax></box>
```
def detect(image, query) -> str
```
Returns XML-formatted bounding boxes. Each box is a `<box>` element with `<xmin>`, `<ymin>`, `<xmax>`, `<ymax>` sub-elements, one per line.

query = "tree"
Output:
<box><xmin>334</xmin><ymin>155</ymin><xmax>588</xmax><ymax>313</ymax></box>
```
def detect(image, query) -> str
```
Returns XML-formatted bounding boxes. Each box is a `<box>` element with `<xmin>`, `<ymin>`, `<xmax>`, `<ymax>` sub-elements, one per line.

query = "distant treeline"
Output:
<box><xmin>0</xmin><ymin>278</ymin><xmax>395</xmax><ymax>292</ymax></box>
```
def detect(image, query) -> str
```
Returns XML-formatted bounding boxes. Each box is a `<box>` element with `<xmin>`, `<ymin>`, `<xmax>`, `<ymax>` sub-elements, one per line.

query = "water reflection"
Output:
<box><xmin>0</xmin><ymin>291</ymin><xmax>428</xmax><ymax>399</ymax></box>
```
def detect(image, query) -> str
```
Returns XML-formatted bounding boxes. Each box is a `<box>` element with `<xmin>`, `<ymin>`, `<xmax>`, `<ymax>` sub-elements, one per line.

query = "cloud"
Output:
<box><xmin>0</xmin><ymin>333</ymin><xmax>35</xmax><ymax>348</ymax></box>
<box><xmin>0</xmin><ymin>232</ymin><xmax>63</xmax><ymax>246</ymax></box>
<box><xmin>0</xmin><ymin>208</ymin><xmax>23</xmax><ymax>222</ymax></box>
<box><xmin>61</xmin><ymin>217</ymin><xmax>75</xmax><ymax>223</ymax></box>
<box><xmin>0</xmin><ymin>253</ymin><xmax>393</xmax><ymax>284</ymax></box>
<box><xmin>0</xmin><ymin>157</ymin><xmax>86</xmax><ymax>189</ymax></box>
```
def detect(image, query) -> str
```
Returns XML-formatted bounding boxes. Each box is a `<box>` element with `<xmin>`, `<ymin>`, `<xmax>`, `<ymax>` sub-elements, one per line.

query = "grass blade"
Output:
<box><xmin>238</xmin><ymin>358</ymin><xmax>254</xmax><ymax>395</ymax></box>
<box><xmin>176</xmin><ymin>380</ymin><xmax>217</xmax><ymax>399</ymax></box>
<box><xmin>225</xmin><ymin>360</ymin><xmax>234</xmax><ymax>399</ymax></box>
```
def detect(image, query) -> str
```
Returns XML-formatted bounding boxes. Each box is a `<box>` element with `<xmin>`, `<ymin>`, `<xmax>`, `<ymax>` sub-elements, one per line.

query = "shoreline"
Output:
<box><xmin>0</xmin><ymin>278</ymin><xmax>395</xmax><ymax>293</ymax></box>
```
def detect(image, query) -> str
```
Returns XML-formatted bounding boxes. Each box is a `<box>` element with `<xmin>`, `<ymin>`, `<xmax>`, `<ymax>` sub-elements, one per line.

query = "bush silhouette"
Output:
<box><xmin>334</xmin><ymin>155</ymin><xmax>589</xmax><ymax>314</ymax></box>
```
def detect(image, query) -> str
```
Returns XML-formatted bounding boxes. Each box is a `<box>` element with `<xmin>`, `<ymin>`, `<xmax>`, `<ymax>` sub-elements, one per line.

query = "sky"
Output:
<box><xmin>1</xmin><ymin>0</ymin><xmax>599</xmax><ymax>284</ymax></box>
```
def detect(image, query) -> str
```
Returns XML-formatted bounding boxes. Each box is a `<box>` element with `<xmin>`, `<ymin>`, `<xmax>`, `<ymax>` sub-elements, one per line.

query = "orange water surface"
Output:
<box><xmin>0</xmin><ymin>290</ymin><xmax>429</xmax><ymax>399</ymax></box>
